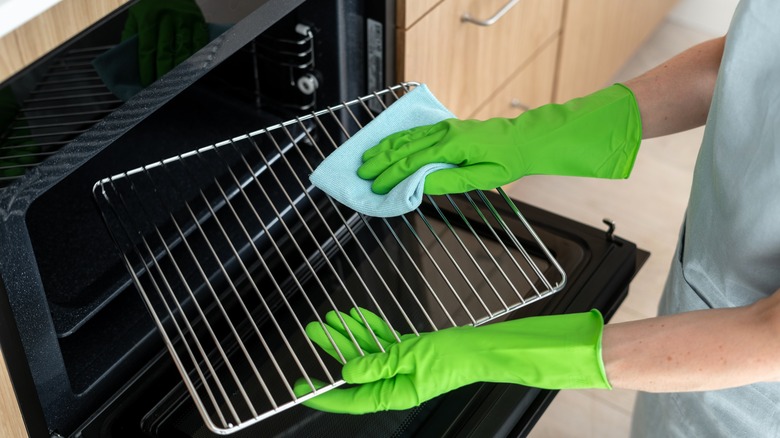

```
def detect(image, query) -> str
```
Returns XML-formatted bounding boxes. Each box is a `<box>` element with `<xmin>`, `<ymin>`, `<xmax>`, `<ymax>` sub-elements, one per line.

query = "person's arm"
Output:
<box><xmin>603</xmin><ymin>288</ymin><xmax>780</xmax><ymax>392</ymax></box>
<box><xmin>598</xmin><ymin>34</ymin><xmax>780</xmax><ymax>392</ymax></box>
<box><xmin>624</xmin><ymin>35</ymin><xmax>725</xmax><ymax>138</ymax></box>
<box><xmin>354</xmin><ymin>36</ymin><xmax>726</xmax><ymax>196</ymax></box>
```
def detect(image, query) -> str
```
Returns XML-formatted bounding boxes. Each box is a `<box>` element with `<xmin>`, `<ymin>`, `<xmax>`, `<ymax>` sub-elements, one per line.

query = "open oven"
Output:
<box><xmin>0</xmin><ymin>1</ymin><xmax>646</xmax><ymax>437</ymax></box>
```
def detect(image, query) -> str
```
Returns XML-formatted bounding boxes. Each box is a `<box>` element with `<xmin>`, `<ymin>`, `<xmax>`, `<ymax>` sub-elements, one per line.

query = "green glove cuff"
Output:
<box><xmin>395</xmin><ymin>309</ymin><xmax>612</xmax><ymax>391</ymax></box>
<box><xmin>502</xmin><ymin>309</ymin><xmax>611</xmax><ymax>390</ymax></box>
<box><xmin>515</xmin><ymin>83</ymin><xmax>643</xmax><ymax>180</ymax></box>
<box><xmin>609</xmin><ymin>83</ymin><xmax>643</xmax><ymax>178</ymax></box>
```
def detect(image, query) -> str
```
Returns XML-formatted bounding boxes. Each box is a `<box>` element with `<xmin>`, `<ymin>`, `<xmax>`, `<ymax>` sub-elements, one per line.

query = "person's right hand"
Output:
<box><xmin>121</xmin><ymin>0</ymin><xmax>209</xmax><ymax>86</ymax></box>
<box><xmin>357</xmin><ymin>84</ymin><xmax>643</xmax><ymax>195</ymax></box>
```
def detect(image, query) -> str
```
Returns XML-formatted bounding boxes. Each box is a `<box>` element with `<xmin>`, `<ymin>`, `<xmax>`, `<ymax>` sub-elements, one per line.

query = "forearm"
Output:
<box><xmin>602</xmin><ymin>289</ymin><xmax>780</xmax><ymax>392</ymax></box>
<box><xmin>624</xmin><ymin>36</ymin><xmax>725</xmax><ymax>139</ymax></box>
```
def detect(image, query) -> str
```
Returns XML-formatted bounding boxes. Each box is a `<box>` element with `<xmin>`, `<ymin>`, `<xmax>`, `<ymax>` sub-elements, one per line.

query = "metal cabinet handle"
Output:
<box><xmin>461</xmin><ymin>0</ymin><xmax>521</xmax><ymax>27</ymax></box>
<box><xmin>510</xmin><ymin>98</ymin><xmax>530</xmax><ymax>111</ymax></box>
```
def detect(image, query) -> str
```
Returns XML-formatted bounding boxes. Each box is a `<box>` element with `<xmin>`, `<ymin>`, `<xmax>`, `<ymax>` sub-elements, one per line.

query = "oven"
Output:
<box><xmin>0</xmin><ymin>1</ymin><xmax>646</xmax><ymax>437</ymax></box>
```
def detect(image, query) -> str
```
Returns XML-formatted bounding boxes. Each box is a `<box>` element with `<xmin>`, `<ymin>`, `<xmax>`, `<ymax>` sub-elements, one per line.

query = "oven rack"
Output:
<box><xmin>92</xmin><ymin>82</ymin><xmax>566</xmax><ymax>435</ymax></box>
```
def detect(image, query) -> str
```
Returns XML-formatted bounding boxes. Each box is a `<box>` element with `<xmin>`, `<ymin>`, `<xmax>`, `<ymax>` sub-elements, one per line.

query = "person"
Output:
<box><xmin>297</xmin><ymin>0</ymin><xmax>780</xmax><ymax>436</ymax></box>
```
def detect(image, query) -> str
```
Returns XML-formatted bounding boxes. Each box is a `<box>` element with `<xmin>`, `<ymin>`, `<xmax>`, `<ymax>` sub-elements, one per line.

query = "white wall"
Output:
<box><xmin>0</xmin><ymin>0</ymin><xmax>62</xmax><ymax>38</ymax></box>
<box><xmin>668</xmin><ymin>0</ymin><xmax>740</xmax><ymax>35</ymax></box>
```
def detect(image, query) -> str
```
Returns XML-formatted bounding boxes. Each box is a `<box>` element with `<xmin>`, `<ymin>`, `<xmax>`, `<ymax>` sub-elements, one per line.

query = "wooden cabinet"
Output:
<box><xmin>397</xmin><ymin>0</ymin><xmax>679</xmax><ymax>114</ymax></box>
<box><xmin>471</xmin><ymin>36</ymin><xmax>558</xmax><ymax>120</ymax></box>
<box><xmin>397</xmin><ymin>0</ymin><xmax>445</xmax><ymax>28</ymax></box>
<box><xmin>0</xmin><ymin>350</ymin><xmax>25</xmax><ymax>438</ymax></box>
<box><xmin>397</xmin><ymin>0</ymin><xmax>564</xmax><ymax>118</ymax></box>
<box><xmin>555</xmin><ymin>0</ymin><xmax>680</xmax><ymax>102</ymax></box>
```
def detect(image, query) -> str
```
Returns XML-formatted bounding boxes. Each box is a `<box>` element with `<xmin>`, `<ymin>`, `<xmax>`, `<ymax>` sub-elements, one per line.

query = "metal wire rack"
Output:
<box><xmin>1</xmin><ymin>45</ymin><xmax>122</xmax><ymax>187</ymax></box>
<box><xmin>92</xmin><ymin>83</ymin><xmax>566</xmax><ymax>435</ymax></box>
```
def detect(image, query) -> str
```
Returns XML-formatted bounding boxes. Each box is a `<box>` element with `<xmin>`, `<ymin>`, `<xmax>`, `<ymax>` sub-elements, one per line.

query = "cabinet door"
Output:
<box><xmin>397</xmin><ymin>0</ymin><xmax>444</xmax><ymax>28</ymax></box>
<box><xmin>555</xmin><ymin>0</ymin><xmax>679</xmax><ymax>102</ymax></box>
<box><xmin>399</xmin><ymin>0</ymin><xmax>563</xmax><ymax>117</ymax></box>
<box><xmin>470</xmin><ymin>37</ymin><xmax>558</xmax><ymax>120</ymax></box>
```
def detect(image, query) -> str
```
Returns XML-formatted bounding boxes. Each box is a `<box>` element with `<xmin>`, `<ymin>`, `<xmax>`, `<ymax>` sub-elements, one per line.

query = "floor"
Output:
<box><xmin>506</xmin><ymin>18</ymin><xmax>719</xmax><ymax>438</ymax></box>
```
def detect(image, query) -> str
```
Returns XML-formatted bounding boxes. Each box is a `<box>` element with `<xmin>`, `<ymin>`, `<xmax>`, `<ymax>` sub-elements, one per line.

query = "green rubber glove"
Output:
<box><xmin>294</xmin><ymin>308</ymin><xmax>611</xmax><ymax>414</ymax></box>
<box><xmin>358</xmin><ymin>84</ymin><xmax>642</xmax><ymax>195</ymax></box>
<box><xmin>121</xmin><ymin>0</ymin><xmax>209</xmax><ymax>86</ymax></box>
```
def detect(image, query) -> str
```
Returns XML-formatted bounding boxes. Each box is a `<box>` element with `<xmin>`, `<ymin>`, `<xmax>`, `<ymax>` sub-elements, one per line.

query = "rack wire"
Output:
<box><xmin>1</xmin><ymin>45</ymin><xmax>122</xmax><ymax>187</ymax></box>
<box><xmin>93</xmin><ymin>83</ymin><xmax>566</xmax><ymax>435</ymax></box>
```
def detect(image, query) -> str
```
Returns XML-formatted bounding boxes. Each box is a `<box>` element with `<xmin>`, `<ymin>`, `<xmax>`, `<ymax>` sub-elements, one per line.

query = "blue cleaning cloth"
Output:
<box><xmin>309</xmin><ymin>84</ymin><xmax>456</xmax><ymax>217</ymax></box>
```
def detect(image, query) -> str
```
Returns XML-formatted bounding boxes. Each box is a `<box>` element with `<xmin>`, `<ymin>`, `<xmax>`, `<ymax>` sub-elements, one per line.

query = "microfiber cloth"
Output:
<box><xmin>309</xmin><ymin>84</ymin><xmax>456</xmax><ymax>217</ymax></box>
<box><xmin>92</xmin><ymin>24</ymin><xmax>230</xmax><ymax>101</ymax></box>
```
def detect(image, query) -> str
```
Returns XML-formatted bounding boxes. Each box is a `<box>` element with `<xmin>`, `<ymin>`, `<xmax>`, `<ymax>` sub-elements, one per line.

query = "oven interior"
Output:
<box><xmin>1</xmin><ymin>0</ymin><xmax>397</xmax><ymax>435</ymax></box>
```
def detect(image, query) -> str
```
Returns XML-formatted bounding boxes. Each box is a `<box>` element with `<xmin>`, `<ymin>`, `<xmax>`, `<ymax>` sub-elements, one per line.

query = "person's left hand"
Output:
<box><xmin>121</xmin><ymin>0</ymin><xmax>209</xmax><ymax>86</ymax></box>
<box><xmin>294</xmin><ymin>307</ymin><xmax>611</xmax><ymax>414</ymax></box>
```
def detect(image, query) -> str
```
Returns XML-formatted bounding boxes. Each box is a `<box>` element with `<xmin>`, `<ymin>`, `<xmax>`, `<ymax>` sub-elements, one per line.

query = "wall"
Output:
<box><xmin>668</xmin><ymin>0</ymin><xmax>739</xmax><ymax>35</ymax></box>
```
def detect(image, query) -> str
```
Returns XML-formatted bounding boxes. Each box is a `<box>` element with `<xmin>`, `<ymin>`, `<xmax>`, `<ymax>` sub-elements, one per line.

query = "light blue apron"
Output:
<box><xmin>631</xmin><ymin>0</ymin><xmax>780</xmax><ymax>436</ymax></box>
